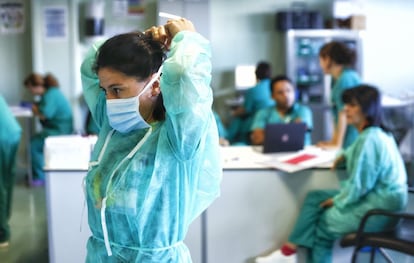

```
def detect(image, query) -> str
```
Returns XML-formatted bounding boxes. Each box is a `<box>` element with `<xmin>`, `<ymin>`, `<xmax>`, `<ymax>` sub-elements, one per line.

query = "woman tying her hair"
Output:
<box><xmin>80</xmin><ymin>18</ymin><xmax>222</xmax><ymax>262</ymax></box>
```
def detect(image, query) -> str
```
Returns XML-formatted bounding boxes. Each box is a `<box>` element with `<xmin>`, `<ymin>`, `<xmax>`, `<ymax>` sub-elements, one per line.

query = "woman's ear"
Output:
<box><xmin>151</xmin><ymin>80</ymin><xmax>161</xmax><ymax>97</ymax></box>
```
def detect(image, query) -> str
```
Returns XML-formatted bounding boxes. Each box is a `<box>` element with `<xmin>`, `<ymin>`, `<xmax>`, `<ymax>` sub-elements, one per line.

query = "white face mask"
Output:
<box><xmin>106</xmin><ymin>66</ymin><xmax>162</xmax><ymax>133</ymax></box>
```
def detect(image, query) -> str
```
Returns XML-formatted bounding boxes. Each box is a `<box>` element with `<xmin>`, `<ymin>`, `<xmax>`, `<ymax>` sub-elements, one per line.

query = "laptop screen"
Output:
<box><xmin>262</xmin><ymin>122</ymin><xmax>307</xmax><ymax>153</ymax></box>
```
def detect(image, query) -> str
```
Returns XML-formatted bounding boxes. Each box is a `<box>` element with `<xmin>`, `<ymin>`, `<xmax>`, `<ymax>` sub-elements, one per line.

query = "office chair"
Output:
<box><xmin>340</xmin><ymin>188</ymin><xmax>414</xmax><ymax>263</ymax></box>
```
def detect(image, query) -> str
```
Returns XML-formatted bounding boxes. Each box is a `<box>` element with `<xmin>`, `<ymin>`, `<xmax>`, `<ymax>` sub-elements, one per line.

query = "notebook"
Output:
<box><xmin>262</xmin><ymin>122</ymin><xmax>307</xmax><ymax>153</ymax></box>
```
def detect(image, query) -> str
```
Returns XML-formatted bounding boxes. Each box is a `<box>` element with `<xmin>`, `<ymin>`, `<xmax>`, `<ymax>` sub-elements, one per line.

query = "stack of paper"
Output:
<box><xmin>258</xmin><ymin>146</ymin><xmax>338</xmax><ymax>173</ymax></box>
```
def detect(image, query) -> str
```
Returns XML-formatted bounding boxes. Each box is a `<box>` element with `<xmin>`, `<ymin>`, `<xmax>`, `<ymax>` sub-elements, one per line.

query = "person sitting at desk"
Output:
<box><xmin>250</xmin><ymin>75</ymin><xmax>312</xmax><ymax>146</ymax></box>
<box><xmin>227</xmin><ymin>61</ymin><xmax>275</xmax><ymax>145</ymax></box>
<box><xmin>0</xmin><ymin>95</ymin><xmax>22</xmax><ymax>248</ymax></box>
<box><xmin>24</xmin><ymin>73</ymin><xmax>73</xmax><ymax>186</ymax></box>
<box><xmin>255</xmin><ymin>84</ymin><xmax>407</xmax><ymax>263</ymax></box>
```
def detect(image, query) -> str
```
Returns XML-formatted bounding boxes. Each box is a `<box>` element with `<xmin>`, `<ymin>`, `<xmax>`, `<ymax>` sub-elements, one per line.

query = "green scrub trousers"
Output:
<box><xmin>30</xmin><ymin>134</ymin><xmax>47</xmax><ymax>181</ymax></box>
<box><xmin>0</xmin><ymin>137</ymin><xmax>21</xmax><ymax>242</ymax></box>
<box><xmin>288</xmin><ymin>190</ymin><xmax>339</xmax><ymax>263</ymax></box>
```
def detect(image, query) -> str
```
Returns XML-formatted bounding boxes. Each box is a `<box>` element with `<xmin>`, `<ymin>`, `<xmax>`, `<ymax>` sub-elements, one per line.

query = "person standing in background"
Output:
<box><xmin>227</xmin><ymin>61</ymin><xmax>275</xmax><ymax>145</ymax></box>
<box><xmin>24</xmin><ymin>73</ymin><xmax>73</xmax><ymax>186</ymax></box>
<box><xmin>250</xmin><ymin>75</ymin><xmax>313</xmax><ymax>146</ymax></box>
<box><xmin>0</xmin><ymin>95</ymin><xmax>22</xmax><ymax>248</ymax></box>
<box><xmin>317</xmin><ymin>41</ymin><xmax>361</xmax><ymax>150</ymax></box>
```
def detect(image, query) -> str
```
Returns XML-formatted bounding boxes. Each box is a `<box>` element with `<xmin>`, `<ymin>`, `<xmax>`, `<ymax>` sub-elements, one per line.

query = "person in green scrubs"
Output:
<box><xmin>250</xmin><ymin>75</ymin><xmax>313</xmax><ymax>146</ymax></box>
<box><xmin>227</xmin><ymin>61</ymin><xmax>275</xmax><ymax>145</ymax></box>
<box><xmin>317</xmin><ymin>41</ymin><xmax>361</xmax><ymax>150</ymax></box>
<box><xmin>81</xmin><ymin>18</ymin><xmax>222</xmax><ymax>262</ymax></box>
<box><xmin>24</xmin><ymin>73</ymin><xmax>73</xmax><ymax>185</ymax></box>
<box><xmin>0</xmin><ymin>95</ymin><xmax>22</xmax><ymax>247</ymax></box>
<box><xmin>256</xmin><ymin>85</ymin><xmax>407</xmax><ymax>263</ymax></box>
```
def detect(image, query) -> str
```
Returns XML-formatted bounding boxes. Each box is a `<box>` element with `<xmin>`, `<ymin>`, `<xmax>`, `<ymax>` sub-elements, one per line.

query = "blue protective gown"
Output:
<box><xmin>250</xmin><ymin>103</ymin><xmax>313</xmax><ymax>145</ymax></box>
<box><xmin>31</xmin><ymin>87</ymin><xmax>73</xmax><ymax>180</ymax></box>
<box><xmin>330</xmin><ymin>68</ymin><xmax>361</xmax><ymax>149</ymax></box>
<box><xmin>227</xmin><ymin>78</ymin><xmax>275</xmax><ymax>145</ymax></box>
<box><xmin>0</xmin><ymin>95</ymin><xmax>21</xmax><ymax>243</ymax></box>
<box><xmin>288</xmin><ymin>127</ymin><xmax>407</xmax><ymax>263</ymax></box>
<box><xmin>80</xmin><ymin>31</ymin><xmax>222</xmax><ymax>262</ymax></box>
<box><xmin>214</xmin><ymin>111</ymin><xmax>228</xmax><ymax>139</ymax></box>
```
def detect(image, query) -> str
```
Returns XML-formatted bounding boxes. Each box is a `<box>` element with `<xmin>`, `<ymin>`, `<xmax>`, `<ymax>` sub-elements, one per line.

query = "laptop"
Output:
<box><xmin>262</xmin><ymin>122</ymin><xmax>307</xmax><ymax>153</ymax></box>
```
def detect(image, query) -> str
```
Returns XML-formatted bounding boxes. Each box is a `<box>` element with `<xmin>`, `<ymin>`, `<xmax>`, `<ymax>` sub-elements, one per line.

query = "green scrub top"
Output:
<box><xmin>0</xmin><ymin>95</ymin><xmax>21</xmax><ymax>141</ymax></box>
<box><xmin>81</xmin><ymin>31</ymin><xmax>222</xmax><ymax>262</ymax></box>
<box><xmin>330</xmin><ymin>68</ymin><xmax>361</xmax><ymax>148</ymax></box>
<box><xmin>243</xmin><ymin>78</ymin><xmax>275</xmax><ymax>114</ymax></box>
<box><xmin>37</xmin><ymin>87</ymin><xmax>73</xmax><ymax>136</ymax></box>
<box><xmin>251</xmin><ymin>103</ymin><xmax>313</xmax><ymax>145</ymax></box>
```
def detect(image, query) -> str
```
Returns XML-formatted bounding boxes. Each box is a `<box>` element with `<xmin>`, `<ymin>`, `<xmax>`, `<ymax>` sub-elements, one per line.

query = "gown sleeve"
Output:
<box><xmin>333</xmin><ymin>132</ymin><xmax>379</xmax><ymax>209</ymax></box>
<box><xmin>80</xmin><ymin>40</ymin><xmax>107</xmax><ymax>129</ymax></box>
<box><xmin>160</xmin><ymin>31</ymin><xmax>214</xmax><ymax>160</ymax></box>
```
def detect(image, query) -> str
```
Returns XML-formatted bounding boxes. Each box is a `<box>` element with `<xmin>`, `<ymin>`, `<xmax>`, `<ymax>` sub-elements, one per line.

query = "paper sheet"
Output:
<box><xmin>258</xmin><ymin>146</ymin><xmax>338</xmax><ymax>173</ymax></box>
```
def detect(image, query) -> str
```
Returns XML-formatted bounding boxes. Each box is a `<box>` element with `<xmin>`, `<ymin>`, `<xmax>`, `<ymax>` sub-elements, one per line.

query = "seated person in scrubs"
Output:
<box><xmin>24</xmin><ymin>73</ymin><xmax>73</xmax><ymax>186</ymax></box>
<box><xmin>227</xmin><ymin>61</ymin><xmax>275</xmax><ymax>145</ymax></box>
<box><xmin>80</xmin><ymin>18</ymin><xmax>222</xmax><ymax>262</ymax></box>
<box><xmin>255</xmin><ymin>84</ymin><xmax>407</xmax><ymax>263</ymax></box>
<box><xmin>317</xmin><ymin>41</ymin><xmax>361</xmax><ymax>150</ymax></box>
<box><xmin>0</xmin><ymin>95</ymin><xmax>22</xmax><ymax>248</ymax></box>
<box><xmin>250</xmin><ymin>75</ymin><xmax>312</xmax><ymax>146</ymax></box>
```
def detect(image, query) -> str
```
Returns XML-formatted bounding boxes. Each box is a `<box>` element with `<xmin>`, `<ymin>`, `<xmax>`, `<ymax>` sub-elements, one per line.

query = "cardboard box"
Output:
<box><xmin>350</xmin><ymin>15</ymin><xmax>366</xmax><ymax>30</ymax></box>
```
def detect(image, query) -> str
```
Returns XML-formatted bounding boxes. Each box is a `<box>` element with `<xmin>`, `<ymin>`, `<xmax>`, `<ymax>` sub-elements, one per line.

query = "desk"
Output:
<box><xmin>44</xmin><ymin>144</ymin><xmax>346</xmax><ymax>263</ymax></box>
<box><xmin>10</xmin><ymin>106</ymin><xmax>33</xmax><ymax>185</ymax></box>
<box><xmin>205</xmin><ymin>146</ymin><xmax>346</xmax><ymax>263</ymax></box>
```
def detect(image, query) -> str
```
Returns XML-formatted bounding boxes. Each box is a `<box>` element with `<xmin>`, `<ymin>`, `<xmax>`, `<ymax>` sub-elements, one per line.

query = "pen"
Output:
<box><xmin>158</xmin><ymin>12</ymin><xmax>182</xmax><ymax>20</ymax></box>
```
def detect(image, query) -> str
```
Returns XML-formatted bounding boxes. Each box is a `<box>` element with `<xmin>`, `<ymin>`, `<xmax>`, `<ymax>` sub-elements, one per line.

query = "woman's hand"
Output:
<box><xmin>316</xmin><ymin>140</ymin><xmax>340</xmax><ymax>150</ymax></box>
<box><xmin>145</xmin><ymin>18</ymin><xmax>195</xmax><ymax>49</ymax></box>
<box><xmin>164</xmin><ymin>18</ymin><xmax>195</xmax><ymax>38</ymax></box>
<box><xmin>32</xmin><ymin>104</ymin><xmax>46</xmax><ymax>121</ymax></box>
<box><xmin>320</xmin><ymin>198</ymin><xmax>334</xmax><ymax>208</ymax></box>
<box><xmin>250</xmin><ymin>129</ymin><xmax>265</xmax><ymax>145</ymax></box>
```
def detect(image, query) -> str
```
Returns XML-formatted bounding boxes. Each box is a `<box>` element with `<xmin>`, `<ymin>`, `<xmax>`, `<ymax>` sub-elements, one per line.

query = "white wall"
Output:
<box><xmin>29</xmin><ymin>0</ymin><xmax>157</xmax><ymax>133</ymax></box>
<box><xmin>0</xmin><ymin>0</ymin><xmax>32</xmax><ymax>104</ymax></box>
<box><xmin>1</xmin><ymin>0</ymin><xmax>414</xmax><ymax>128</ymax></box>
<box><xmin>361</xmin><ymin>0</ymin><xmax>414</xmax><ymax>96</ymax></box>
<box><xmin>209</xmin><ymin>0</ymin><xmax>414</xmax><ymax>121</ymax></box>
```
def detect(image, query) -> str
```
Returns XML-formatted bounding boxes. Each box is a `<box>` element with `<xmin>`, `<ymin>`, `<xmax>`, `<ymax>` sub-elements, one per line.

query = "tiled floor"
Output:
<box><xmin>1</xmin><ymin>174</ymin><xmax>414</xmax><ymax>263</ymax></box>
<box><xmin>0</xmin><ymin>178</ymin><xmax>48</xmax><ymax>263</ymax></box>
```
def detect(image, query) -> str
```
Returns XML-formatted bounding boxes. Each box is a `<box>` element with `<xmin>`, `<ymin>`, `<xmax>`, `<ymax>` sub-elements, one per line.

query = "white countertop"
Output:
<box><xmin>10</xmin><ymin>105</ymin><xmax>33</xmax><ymax>117</ymax></box>
<box><xmin>220</xmin><ymin>145</ymin><xmax>338</xmax><ymax>172</ymax></box>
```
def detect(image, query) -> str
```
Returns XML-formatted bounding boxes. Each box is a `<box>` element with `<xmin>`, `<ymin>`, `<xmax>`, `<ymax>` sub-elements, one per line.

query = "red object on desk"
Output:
<box><xmin>283</xmin><ymin>154</ymin><xmax>317</xmax><ymax>165</ymax></box>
